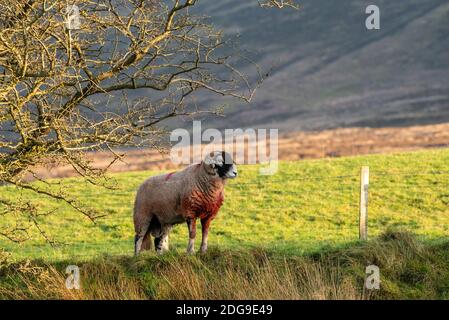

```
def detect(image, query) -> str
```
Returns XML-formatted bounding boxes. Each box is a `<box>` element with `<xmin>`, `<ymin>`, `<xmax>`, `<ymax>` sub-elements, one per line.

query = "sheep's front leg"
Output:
<box><xmin>186</xmin><ymin>218</ymin><xmax>196</xmax><ymax>254</ymax></box>
<box><xmin>200</xmin><ymin>217</ymin><xmax>213</xmax><ymax>254</ymax></box>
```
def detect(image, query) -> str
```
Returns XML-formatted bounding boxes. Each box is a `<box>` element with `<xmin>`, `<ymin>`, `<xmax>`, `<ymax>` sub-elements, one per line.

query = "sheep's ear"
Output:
<box><xmin>215</xmin><ymin>154</ymin><xmax>224</xmax><ymax>166</ymax></box>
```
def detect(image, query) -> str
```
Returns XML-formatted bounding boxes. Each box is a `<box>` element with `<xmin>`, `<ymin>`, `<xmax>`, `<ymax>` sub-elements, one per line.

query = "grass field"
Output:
<box><xmin>1</xmin><ymin>148</ymin><xmax>448</xmax><ymax>262</ymax></box>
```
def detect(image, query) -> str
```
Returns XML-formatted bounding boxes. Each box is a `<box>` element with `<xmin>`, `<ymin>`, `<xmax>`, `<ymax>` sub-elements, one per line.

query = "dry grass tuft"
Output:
<box><xmin>1</xmin><ymin>231</ymin><xmax>448</xmax><ymax>300</ymax></box>
<box><xmin>154</xmin><ymin>254</ymin><xmax>364</xmax><ymax>300</ymax></box>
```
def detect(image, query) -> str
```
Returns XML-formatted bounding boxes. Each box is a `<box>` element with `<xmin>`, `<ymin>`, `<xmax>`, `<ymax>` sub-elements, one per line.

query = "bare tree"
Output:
<box><xmin>260</xmin><ymin>0</ymin><xmax>299</xmax><ymax>9</ymax></box>
<box><xmin>0</xmin><ymin>0</ymin><xmax>295</xmax><ymax>242</ymax></box>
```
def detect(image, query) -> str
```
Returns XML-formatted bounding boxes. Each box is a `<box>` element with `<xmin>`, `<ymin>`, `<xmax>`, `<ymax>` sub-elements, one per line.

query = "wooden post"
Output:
<box><xmin>359</xmin><ymin>166</ymin><xmax>369</xmax><ymax>240</ymax></box>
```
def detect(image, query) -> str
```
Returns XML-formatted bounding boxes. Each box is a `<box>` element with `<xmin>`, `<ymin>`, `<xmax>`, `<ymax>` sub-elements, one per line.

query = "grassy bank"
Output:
<box><xmin>1</xmin><ymin>231</ymin><xmax>448</xmax><ymax>300</ymax></box>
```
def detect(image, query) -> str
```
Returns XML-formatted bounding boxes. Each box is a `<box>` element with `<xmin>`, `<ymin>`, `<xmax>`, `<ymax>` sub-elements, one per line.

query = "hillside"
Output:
<box><xmin>185</xmin><ymin>0</ymin><xmax>449</xmax><ymax>131</ymax></box>
<box><xmin>1</xmin><ymin>148</ymin><xmax>448</xmax><ymax>261</ymax></box>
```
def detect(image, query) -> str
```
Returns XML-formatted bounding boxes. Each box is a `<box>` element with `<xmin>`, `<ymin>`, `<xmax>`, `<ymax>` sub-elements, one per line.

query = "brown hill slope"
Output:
<box><xmin>28</xmin><ymin>123</ymin><xmax>449</xmax><ymax>180</ymax></box>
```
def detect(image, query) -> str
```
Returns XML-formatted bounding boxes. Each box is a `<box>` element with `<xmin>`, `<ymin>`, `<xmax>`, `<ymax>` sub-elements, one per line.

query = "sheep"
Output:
<box><xmin>133</xmin><ymin>151</ymin><xmax>238</xmax><ymax>255</ymax></box>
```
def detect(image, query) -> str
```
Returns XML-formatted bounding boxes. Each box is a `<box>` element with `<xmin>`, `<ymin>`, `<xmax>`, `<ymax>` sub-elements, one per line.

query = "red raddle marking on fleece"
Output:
<box><xmin>185</xmin><ymin>190</ymin><xmax>224</xmax><ymax>220</ymax></box>
<box><xmin>197</xmin><ymin>192</ymin><xmax>224</xmax><ymax>219</ymax></box>
<box><xmin>164</xmin><ymin>172</ymin><xmax>176</xmax><ymax>181</ymax></box>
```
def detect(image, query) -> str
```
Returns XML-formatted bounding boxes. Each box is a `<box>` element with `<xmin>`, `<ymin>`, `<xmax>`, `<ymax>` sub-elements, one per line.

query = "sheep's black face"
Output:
<box><xmin>206</xmin><ymin>151</ymin><xmax>238</xmax><ymax>179</ymax></box>
<box><xmin>216</xmin><ymin>151</ymin><xmax>237</xmax><ymax>179</ymax></box>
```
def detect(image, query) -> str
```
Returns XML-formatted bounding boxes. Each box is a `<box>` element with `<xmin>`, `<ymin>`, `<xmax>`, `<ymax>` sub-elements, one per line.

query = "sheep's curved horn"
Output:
<box><xmin>204</xmin><ymin>153</ymin><xmax>216</xmax><ymax>166</ymax></box>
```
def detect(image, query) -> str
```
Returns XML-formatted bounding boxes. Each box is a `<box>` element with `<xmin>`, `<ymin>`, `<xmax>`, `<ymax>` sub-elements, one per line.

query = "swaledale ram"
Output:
<box><xmin>133</xmin><ymin>151</ymin><xmax>238</xmax><ymax>255</ymax></box>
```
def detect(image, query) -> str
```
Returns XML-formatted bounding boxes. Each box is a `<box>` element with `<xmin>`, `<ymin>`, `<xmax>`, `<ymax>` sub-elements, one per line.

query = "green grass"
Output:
<box><xmin>1</xmin><ymin>148</ymin><xmax>449</xmax><ymax>262</ymax></box>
